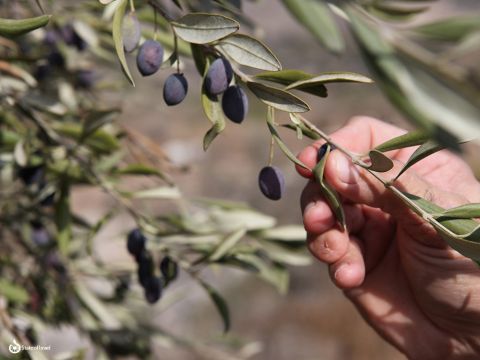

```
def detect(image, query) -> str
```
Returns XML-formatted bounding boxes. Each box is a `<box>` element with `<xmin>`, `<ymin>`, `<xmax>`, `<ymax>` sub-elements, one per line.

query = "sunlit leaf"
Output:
<box><xmin>171</xmin><ymin>13</ymin><xmax>239</xmax><ymax>44</ymax></box>
<box><xmin>112</xmin><ymin>0</ymin><xmax>135</xmax><ymax>86</ymax></box>
<box><xmin>208</xmin><ymin>228</ymin><xmax>247</xmax><ymax>261</ymax></box>
<box><xmin>255</xmin><ymin>225</ymin><xmax>307</xmax><ymax>242</ymax></box>
<box><xmin>130</xmin><ymin>186</ymin><xmax>182</xmax><ymax>199</ymax></box>
<box><xmin>217</xmin><ymin>34</ymin><xmax>281</xmax><ymax>71</ymax></box>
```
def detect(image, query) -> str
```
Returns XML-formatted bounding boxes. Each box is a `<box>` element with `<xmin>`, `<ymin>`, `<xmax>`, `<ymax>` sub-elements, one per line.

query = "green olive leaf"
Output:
<box><xmin>112</xmin><ymin>0</ymin><xmax>135</xmax><ymax>86</ymax></box>
<box><xmin>413</xmin><ymin>15</ymin><xmax>480</xmax><ymax>42</ymax></box>
<box><xmin>312</xmin><ymin>144</ymin><xmax>346</xmax><ymax>230</ymax></box>
<box><xmin>199</xmin><ymin>281</ymin><xmax>230</xmax><ymax>332</ymax></box>
<box><xmin>281</xmin><ymin>0</ymin><xmax>344</xmax><ymax>54</ymax></box>
<box><xmin>394</xmin><ymin>140</ymin><xmax>443</xmax><ymax>180</ymax></box>
<box><xmin>266</xmin><ymin>109</ymin><xmax>309</xmax><ymax>170</ymax></box>
<box><xmin>190</xmin><ymin>44</ymin><xmax>208</xmax><ymax>75</ymax></box>
<box><xmin>365</xmin><ymin>150</ymin><xmax>394</xmax><ymax>172</ymax></box>
<box><xmin>229</xmin><ymin>253</ymin><xmax>289</xmax><ymax>294</ymax></box>
<box><xmin>400</xmin><ymin>192</ymin><xmax>480</xmax><ymax>262</ymax></box>
<box><xmin>370</xmin><ymin>3</ymin><xmax>429</xmax><ymax>22</ymax></box>
<box><xmin>434</xmin><ymin>204</ymin><xmax>480</xmax><ymax>220</ymax></box>
<box><xmin>217</xmin><ymin>34</ymin><xmax>281</xmax><ymax>71</ymax></box>
<box><xmin>375</xmin><ymin>130</ymin><xmax>430</xmax><ymax>152</ymax></box>
<box><xmin>0</xmin><ymin>14</ymin><xmax>51</xmax><ymax>37</ymax></box>
<box><xmin>255</xmin><ymin>70</ymin><xmax>327</xmax><ymax>97</ymax></box>
<box><xmin>171</xmin><ymin>13</ymin><xmax>239</xmax><ymax>44</ymax></box>
<box><xmin>201</xmin><ymin>57</ymin><xmax>226</xmax><ymax>150</ymax></box>
<box><xmin>208</xmin><ymin>228</ymin><xmax>247</xmax><ymax>262</ymax></box>
<box><xmin>285</xmin><ymin>72</ymin><xmax>373</xmax><ymax>92</ymax></box>
<box><xmin>247</xmin><ymin>81</ymin><xmax>310</xmax><ymax>113</ymax></box>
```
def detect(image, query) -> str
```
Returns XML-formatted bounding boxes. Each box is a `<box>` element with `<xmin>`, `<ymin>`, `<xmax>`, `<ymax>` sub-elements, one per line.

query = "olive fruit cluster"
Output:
<box><xmin>17</xmin><ymin>163</ymin><xmax>55</xmax><ymax>207</ymax></box>
<box><xmin>126</xmin><ymin>229</ymin><xmax>178</xmax><ymax>304</ymax></box>
<box><xmin>258</xmin><ymin>166</ymin><xmax>286</xmax><ymax>201</ymax></box>
<box><xmin>204</xmin><ymin>58</ymin><xmax>248</xmax><ymax>124</ymax></box>
<box><xmin>122</xmin><ymin>13</ymin><xmax>188</xmax><ymax>107</ymax></box>
<box><xmin>36</xmin><ymin>25</ymin><xmax>95</xmax><ymax>89</ymax></box>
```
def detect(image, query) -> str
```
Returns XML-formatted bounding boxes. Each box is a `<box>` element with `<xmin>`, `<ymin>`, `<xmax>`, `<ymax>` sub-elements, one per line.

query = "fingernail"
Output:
<box><xmin>335</xmin><ymin>153</ymin><xmax>358</xmax><ymax>184</ymax></box>
<box><xmin>303</xmin><ymin>201</ymin><xmax>316</xmax><ymax>215</ymax></box>
<box><xmin>334</xmin><ymin>264</ymin><xmax>348</xmax><ymax>281</ymax></box>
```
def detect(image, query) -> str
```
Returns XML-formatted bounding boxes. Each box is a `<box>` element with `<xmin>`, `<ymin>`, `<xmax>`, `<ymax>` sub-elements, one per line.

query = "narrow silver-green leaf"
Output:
<box><xmin>232</xmin><ymin>253</ymin><xmax>289</xmax><ymax>294</ymax></box>
<box><xmin>217</xmin><ymin>34</ymin><xmax>281</xmax><ymax>71</ymax></box>
<box><xmin>365</xmin><ymin>150</ymin><xmax>394</xmax><ymax>172</ymax></box>
<box><xmin>0</xmin><ymin>15</ymin><xmax>51</xmax><ymax>37</ymax></box>
<box><xmin>255</xmin><ymin>225</ymin><xmax>307</xmax><ymax>242</ymax></box>
<box><xmin>171</xmin><ymin>13</ymin><xmax>239</xmax><ymax>44</ymax></box>
<box><xmin>202</xmin><ymin>92</ymin><xmax>226</xmax><ymax>151</ymax></box>
<box><xmin>285</xmin><ymin>72</ymin><xmax>373</xmax><ymax>91</ymax></box>
<box><xmin>395</xmin><ymin>140</ymin><xmax>443</xmax><ymax>180</ymax></box>
<box><xmin>282</xmin><ymin>0</ymin><xmax>344</xmax><ymax>54</ymax></box>
<box><xmin>114</xmin><ymin>164</ymin><xmax>165</xmax><ymax>178</ymax></box>
<box><xmin>435</xmin><ymin>204</ymin><xmax>480</xmax><ymax>220</ymax></box>
<box><xmin>400</xmin><ymin>192</ymin><xmax>480</xmax><ymax>262</ymax></box>
<box><xmin>413</xmin><ymin>15</ymin><xmax>480</xmax><ymax>42</ymax></box>
<box><xmin>375</xmin><ymin>130</ymin><xmax>430</xmax><ymax>152</ymax></box>
<box><xmin>255</xmin><ymin>70</ymin><xmax>327</xmax><ymax>97</ymax></box>
<box><xmin>208</xmin><ymin>228</ymin><xmax>246</xmax><ymax>261</ymax></box>
<box><xmin>112</xmin><ymin>0</ymin><xmax>135</xmax><ymax>86</ymax></box>
<box><xmin>199</xmin><ymin>281</ymin><xmax>230</xmax><ymax>332</ymax></box>
<box><xmin>312</xmin><ymin>144</ymin><xmax>346</xmax><ymax>230</ymax></box>
<box><xmin>255</xmin><ymin>69</ymin><xmax>314</xmax><ymax>85</ymax></box>
<box><xmin>130</xmin><ymin>186</ymin><xmax>181</xmax><ymax>199</ymax></box>
<box><xmin>347</xmin><ymin>7</ymin><xmax>480</xmax><ymax>145</ymax></box>
<box><xmin>266</xmin><ymin>111</ymin><xmax>309</xmax><ymax>170</ymax></box>
<box><xmin>248</xmin><ymin>81</ymin><xmax>310</xmax><ymax>113</ymax></box>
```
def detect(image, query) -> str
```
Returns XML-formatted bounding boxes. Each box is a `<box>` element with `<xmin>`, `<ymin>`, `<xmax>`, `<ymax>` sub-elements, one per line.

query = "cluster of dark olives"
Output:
<box><xmin>258</xmin><ymin>166</ymin><xmax>286</xmax><ymax>201</ymax></box>
<box><xmin>36</xmin><ymin>25</ymin><xmax>95</xmax><ymax>89</ymax></box>
<box><xmin>122</xmin><ymin>12</ymin><xmax>188</xmax><ymax>107</ymax></box>
<box><xmin>17</xmin><ymin>164</ymin><xmax>55</xmax><ymax>206</ymax></box>
<box><xmin>126</xmin><ymin>228</ymin><xmax>178</xmax><ymax>304</ymax></box>
<box><xmin>204</xmin><ymin>58</ymin><xmax>248</xmax><ymax>124</ymax></box>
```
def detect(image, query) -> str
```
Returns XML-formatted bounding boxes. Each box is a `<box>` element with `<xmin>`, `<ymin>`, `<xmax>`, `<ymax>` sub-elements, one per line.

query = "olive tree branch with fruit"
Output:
<box><xmin>1</xmin><ymin>0</ymin><xmax>480</xmax><ymax>357</ymax></box>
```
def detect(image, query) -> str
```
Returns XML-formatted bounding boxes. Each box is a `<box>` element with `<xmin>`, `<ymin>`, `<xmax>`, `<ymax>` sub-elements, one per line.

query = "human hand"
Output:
<box><xmin>296</xmin><ymin>116</ymin><xmax>480</xmax><ymax>359</ymax></box>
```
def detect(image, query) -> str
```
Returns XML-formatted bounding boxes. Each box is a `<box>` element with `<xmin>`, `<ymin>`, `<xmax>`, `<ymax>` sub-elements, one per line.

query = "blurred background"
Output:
<box><xmin>4</xmin><ymin>0</ymin><xmax>479</xmax><ymax>359</ymax></box>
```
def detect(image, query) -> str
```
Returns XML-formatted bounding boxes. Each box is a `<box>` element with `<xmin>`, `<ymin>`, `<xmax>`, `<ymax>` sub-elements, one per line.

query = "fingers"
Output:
<box><xmin>296</xmin><ymin>116</ymin><xmax>408</xmax><ymax>178</ymax></box>
<box><xmin>324</xmin><ymin>150</ymin><xmax>467</xmax><ymax>217</ymax></box>
<box><xmin>329</xmin><ymin>236</ymin><xmax>365</xmax><ymax>289</ymax></box>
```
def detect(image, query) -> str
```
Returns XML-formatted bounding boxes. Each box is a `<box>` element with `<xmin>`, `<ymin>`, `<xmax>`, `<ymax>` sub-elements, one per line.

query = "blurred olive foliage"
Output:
<box><xmin>0</xmin><ymin>0</ymin><xmax>480</xmax><ymax>358</ymax></box>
